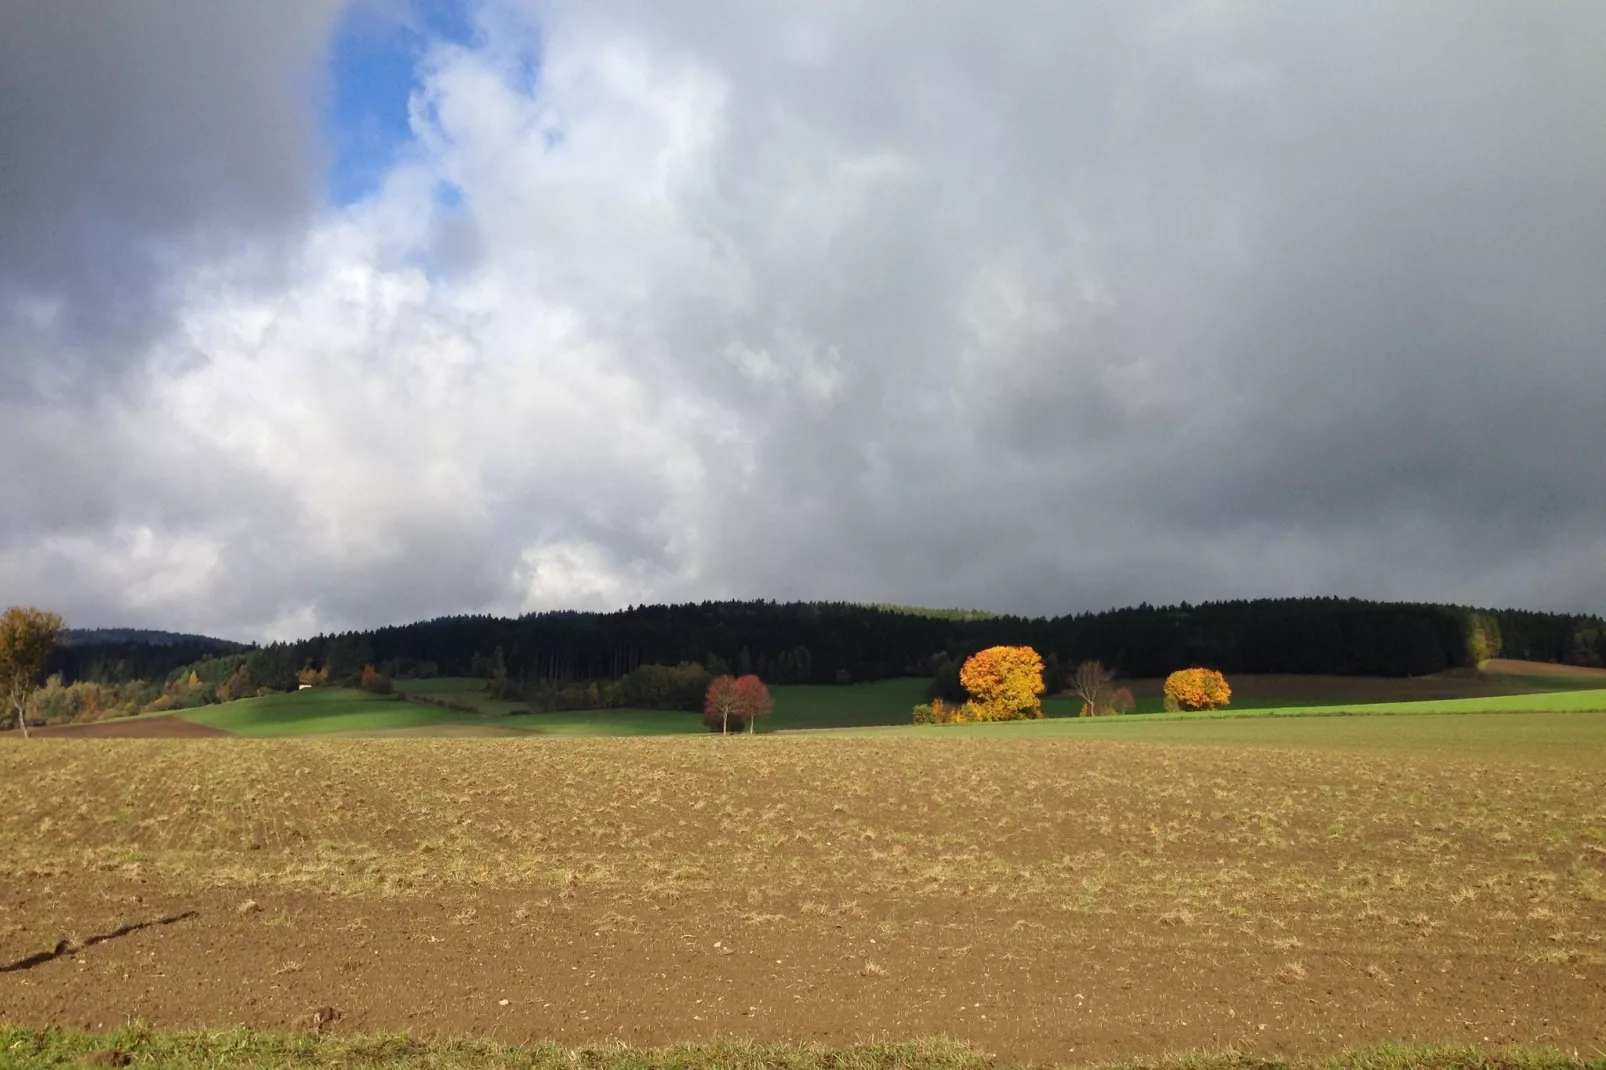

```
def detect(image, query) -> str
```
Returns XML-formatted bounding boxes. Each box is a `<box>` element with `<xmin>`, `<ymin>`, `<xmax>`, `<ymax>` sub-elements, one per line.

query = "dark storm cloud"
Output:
<box><xmin>615</xmin><ymin>0</ymin><xmax>1606</xmax><ymax>616</ymax></box>
<box><xmin>0</xmin><ymin>0</ymin><xmax>346</xmax><ymax>373</ymax></box>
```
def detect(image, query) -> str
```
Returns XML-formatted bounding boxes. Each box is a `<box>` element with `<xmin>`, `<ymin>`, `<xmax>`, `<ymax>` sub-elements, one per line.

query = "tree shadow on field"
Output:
<box><xmin>0</xmin><ymin>911</ymin><xmax>198</xmax><ymax>973</ymax></box>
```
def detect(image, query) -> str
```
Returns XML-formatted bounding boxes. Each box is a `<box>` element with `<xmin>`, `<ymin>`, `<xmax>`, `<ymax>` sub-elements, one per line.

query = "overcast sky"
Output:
<box><xmin>1</xmin><ymin>0</ymin><xmax>1602</xmax><ymax>640</ymax></box>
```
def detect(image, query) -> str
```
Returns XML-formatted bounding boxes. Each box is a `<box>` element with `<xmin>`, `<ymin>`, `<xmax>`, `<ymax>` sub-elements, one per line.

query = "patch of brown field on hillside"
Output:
<box><xmin>0</xmin><ymin>737</ymin><xmax>1601</xmax><ymax>1061</ymax></box>
<box><xmin>10</xmin><ymin>715</ymin><xmax>230</xmax><ymax>739</ymax></box>
<box><xmin>1483</xmin><ymin>658</ymin><xmax>1606</xmax><ymax>678</ymax></box>
<box><xmin>1117</xmin><ymin>672</ymin><xmax>1542</xmax><ymax>703</ymax></box>
<box><xmin>319</xmin><ymin>723</ymin><xmax>539</xmax><ymax>739</ymax></box>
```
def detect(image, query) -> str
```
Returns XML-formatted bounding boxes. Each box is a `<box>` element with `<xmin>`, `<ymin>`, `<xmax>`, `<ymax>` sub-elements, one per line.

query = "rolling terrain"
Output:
<box><xmin>23</xmin><ymin>663</ymin><xmax>1606</xmax><ymax>739</ymax></box>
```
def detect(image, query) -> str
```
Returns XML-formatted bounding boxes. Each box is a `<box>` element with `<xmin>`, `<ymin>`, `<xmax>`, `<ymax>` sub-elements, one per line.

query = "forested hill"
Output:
<box><xmin>49</xmin><ymin>631</ymin><xmax>250</xmax><ymax>684</ymax></box>
<box><xmin>73</xmin><ymin>597</ymin><xmax>1594</xmax><ymax>691</ymax></box>
<box><xmin>47</xmin><ymin>599</ymin><xmax>1605</xmax><ymax>689</ymax></box>
<box><xmin>62</xmin><ymin>628</ymin><xmax>245</xmax><ymax>648</ymax></box>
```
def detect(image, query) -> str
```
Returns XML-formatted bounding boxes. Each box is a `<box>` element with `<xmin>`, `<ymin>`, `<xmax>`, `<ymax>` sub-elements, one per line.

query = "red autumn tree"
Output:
<box><xmin>704</xmin><ymin>674</ymin><xmax>774</xmax><ymax>734</ymax></box>
<box><xmin>704</xmin><ymin>675</ymin><xmax>742</xmax><ymax>734</ymax></box>
<box><xmin>734</xmin><ymin>674</ymin><xmax>773</xmax><ymax>734</ymax></box>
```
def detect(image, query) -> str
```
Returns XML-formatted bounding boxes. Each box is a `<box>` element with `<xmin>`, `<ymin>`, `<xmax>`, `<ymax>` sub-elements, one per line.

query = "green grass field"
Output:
<box><xmin>833</xmin><ymin>709</ymin><xmax>1606</xmax><ymax>769</ymax></box>
<box><xmin>180</xmin><ymin>689</ymin><xmax>462</xmax><ymax>736</ymax></box>
<box><xmin>1041</xmin><ymin>685</ymin><xmax>1606</xmax><ymax>720</ymax></box>
<box><xmin>380</xmin><ymin>676</ymin><xmax>935</xmax><ymax>735</ymax></box>
<box><xmin>165</xmin><ymin>672</ymin><xmax>1606</xmax><ymax>743</ymax></box>
<box><xmin>389</xmin><ymin>676</ymin><xmax>490</xmax><ymax>696</ymax></box>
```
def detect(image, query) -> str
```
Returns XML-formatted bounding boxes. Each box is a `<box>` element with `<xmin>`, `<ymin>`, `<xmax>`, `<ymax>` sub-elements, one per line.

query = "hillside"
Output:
<box><xmin>61</xmin><ymin>627</ymin><xmax>246</xmax><ymax>648</ymax></box>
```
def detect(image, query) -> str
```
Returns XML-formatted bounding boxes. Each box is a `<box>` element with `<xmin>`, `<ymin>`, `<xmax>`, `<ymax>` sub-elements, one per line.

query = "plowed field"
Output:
<box><xmin>2</xmin><ymin>735</ymin><xmax>1602</xmax><ymax>1063</ymax></box>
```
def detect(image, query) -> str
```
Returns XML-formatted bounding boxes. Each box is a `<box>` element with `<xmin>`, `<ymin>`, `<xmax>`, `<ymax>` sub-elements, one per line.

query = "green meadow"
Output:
<box><xmin>835</xmin><ymin>707</ymin><xmax>1606</xmax><ymax>769</ymax></box>
<box><xmin>181</xmin><ymin>688</ymin><xmax>462</xmax><ymax>736</ymax></box>
<box><xmin>165</xmin><ymin>673</ymin><xmax>1606</xmax><ymax>748</ymax></box>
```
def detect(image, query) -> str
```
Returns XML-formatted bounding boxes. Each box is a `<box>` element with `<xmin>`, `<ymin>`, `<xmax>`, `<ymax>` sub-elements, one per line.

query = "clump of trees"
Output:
<box><xmin>31</xmin><ymin>676</ymin><xmax>160</xmax><ymax>723</ymax></box>
<box><xmin>703</xmin><ymin>674</ymin><xmax>774</xmax><ymax>734</ymax></box>
<box><xmin>360</xmin><ymin>665</ymin><xmax>393</xmax><ymax>695</ymax></box>
<box><xmin>510</xmin><ymin>660</ymin><xmax>712</xmax><ymax>713</ymax></box>
<box><xmin>1163</xmin><ymin>668</ymin><xmax>1232</xmax><ymax>712</ymax></box>
<box><xmin>957</xmin><ymin>646</ymin><xmax>1045</xmax><ymax>722</ymax></box>
<box><xmin>615</xmin><ymin>662</ymin><xmax>713</xmax><ymax>710</ymax></box>
<box><xmin>1</xmin><ymin>607</ymin><xmax>64</xmax><ymax>736</ymax></box>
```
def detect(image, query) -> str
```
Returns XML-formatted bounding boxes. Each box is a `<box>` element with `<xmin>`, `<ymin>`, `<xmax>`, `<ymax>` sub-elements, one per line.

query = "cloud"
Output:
<box><xmin>0</xmin><ymin>0</ymin><xmax>348</xmax><ymax>376</ymax></box>
<box><xmin>2</xmin><ymin>0</ymin><xmax>1603</xmax><ymax>638</ymax></box>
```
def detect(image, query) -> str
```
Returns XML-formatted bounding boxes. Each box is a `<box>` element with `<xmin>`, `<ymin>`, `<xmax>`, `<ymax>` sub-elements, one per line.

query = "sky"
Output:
<box><xmin>1</xmin><ymin>0</ymin><xmax>1603</xmax><ymax>641</ymax></box>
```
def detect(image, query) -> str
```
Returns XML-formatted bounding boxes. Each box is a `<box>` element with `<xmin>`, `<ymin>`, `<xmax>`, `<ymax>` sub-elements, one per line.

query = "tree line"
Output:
<box><xmin>36</xmin><ymin>597</ymin><xmax>1606</xmax><ymax>708</ymax></box>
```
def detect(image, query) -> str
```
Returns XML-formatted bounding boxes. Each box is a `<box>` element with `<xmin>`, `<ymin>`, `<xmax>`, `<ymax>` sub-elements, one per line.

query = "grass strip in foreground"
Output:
<box><xmin>1</xmin><ymin>1028</ymin><xmax>1602</xmax><ymax>1070</ymax></box>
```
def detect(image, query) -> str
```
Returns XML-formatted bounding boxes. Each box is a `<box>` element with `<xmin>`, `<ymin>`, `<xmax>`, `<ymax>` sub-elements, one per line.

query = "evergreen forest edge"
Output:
<box><xmin>41</xmin><ymin>597</ymin><xmax>1606</xmax><ymax>720</ymax></box>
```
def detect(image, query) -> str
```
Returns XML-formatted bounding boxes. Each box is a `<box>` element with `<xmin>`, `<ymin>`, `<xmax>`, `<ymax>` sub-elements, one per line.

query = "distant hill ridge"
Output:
<box><xmin>62</xmin><ymin>627</ymin><xmax>247</xmax><ymax>649</ymax></box>
<box><xmin>49</xmin><ymin>629</ymin><xmax>252</xmax><ymax>686</ymax></box>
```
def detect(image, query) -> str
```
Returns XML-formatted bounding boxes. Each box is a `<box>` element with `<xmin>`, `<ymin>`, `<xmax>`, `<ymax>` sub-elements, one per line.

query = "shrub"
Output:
<box><xmin>912</xmin><ymin>698</ymin><xmax>957</xmax><ymax>725</ymax></box>
<box><xmin>1110</xmin><ymin>687</ymin><xmax>1135</xmax><ymax>714</ymax></box>
<box><xmin>1163</xmin><ymin>668</ymin><xmax>1231</xmax><ymax>711</ymax></box>
<box><xmin>958</xmin><ymin>646</ymin><xmax>1045</xmax><ymax>721</ymax></box>
<box><xmin>26</xmin><ymin>674</ymin><xmax>159</xmax><ymax>724</ymax></box>
<box><xmin>616</xmin><ymin>662</ymin><xmax>712</xmax><ymax>711</ymax></box>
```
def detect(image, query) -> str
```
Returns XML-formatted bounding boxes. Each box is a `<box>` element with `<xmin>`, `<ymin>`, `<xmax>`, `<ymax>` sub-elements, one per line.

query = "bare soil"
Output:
<box><xmin>16</xmin><ymin>716</ymin><xmax>230</xmax><ymax>739</ymax></box>
<box><xmin>1</xmin><ymin>737</ymin><xmax>1601</xmax><ymax>1062</ymax></box>
<box><xmin>1483</xmin><ymin>658</ymin><xmax>1606</xmax><ymax>678</ymax></box>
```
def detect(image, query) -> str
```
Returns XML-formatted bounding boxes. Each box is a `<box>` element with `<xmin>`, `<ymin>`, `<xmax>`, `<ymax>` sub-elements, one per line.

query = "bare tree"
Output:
<box><xmin>1072</xmin><ymin>660</ymin><xmax>1116</xmax><ymax>717</ymax></box>
<box><xmin>0</xmin><ymin>607</ymin><xmax>64</xmax><ymax>738</ymax></box>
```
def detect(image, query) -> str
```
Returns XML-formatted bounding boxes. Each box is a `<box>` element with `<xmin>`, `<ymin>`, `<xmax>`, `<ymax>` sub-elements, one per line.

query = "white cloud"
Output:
<box><xmin>3</xmin><ymin>0</ymin><xmax>1604</xmax><ymax>637</ymax></box>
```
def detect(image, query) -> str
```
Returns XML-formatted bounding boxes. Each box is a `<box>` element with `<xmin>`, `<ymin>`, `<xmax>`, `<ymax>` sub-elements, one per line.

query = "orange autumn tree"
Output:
<box><xmin>958</xmin><ymin>645</ymin><xmax>1046</xmax><ymax>722</ymax></box>
<box><xmin>1163</xmin><ymin>667</ymin><xmax>1232</xmax><ymax>711</ymax></box>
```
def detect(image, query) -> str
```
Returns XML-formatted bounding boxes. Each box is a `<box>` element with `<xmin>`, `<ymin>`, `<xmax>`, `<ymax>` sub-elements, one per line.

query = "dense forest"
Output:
<box><xmin>48</xmin><ymin>598</ymin><xmax>1606</xmax><ymax>701</ymax></box>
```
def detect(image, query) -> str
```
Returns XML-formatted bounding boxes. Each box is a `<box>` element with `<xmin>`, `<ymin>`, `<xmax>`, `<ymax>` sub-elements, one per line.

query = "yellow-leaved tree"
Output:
<box><xmin>1162</xmin><ymin>667</ymin><xmax>1231</xmax><ymax>711</ymax></box>
<box><xmin>958</xmin><ymin>646</ymin><xmax>1046</xmax><ymax>722</ymax></box>
<box><xmin>1</xmin><ymin>606</ymin><xmax>64</xmax><ymax>738</ymax></box>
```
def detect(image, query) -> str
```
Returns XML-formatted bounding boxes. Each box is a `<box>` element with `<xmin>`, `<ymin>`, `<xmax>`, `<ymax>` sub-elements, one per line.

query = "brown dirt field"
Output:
<box><xmin>1</xmin><ymin>736</ymin><xmax>1602</xmax><ymax>1062</ymax></box>
<box><xmin>319</xmin><ymin>723</ymin><xmax>538</xmax><ymax>739</ymax></box>
<box><xmin>1484</xmin><ymin>658</ymin><xmax>1606</xmax><ymax>678</ymax></box>
<box><xmin>16</xmin><ymin>716</ymin><xmax>230</xmax><ymax>739</ymax></box>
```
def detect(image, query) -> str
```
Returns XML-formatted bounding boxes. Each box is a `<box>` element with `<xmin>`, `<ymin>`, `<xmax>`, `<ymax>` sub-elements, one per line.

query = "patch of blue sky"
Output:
<box><xmin>324</xmin><ymin>0</ymin><xmax>479</xmax><ymax>206</ymax></box>
<box><xmin>435</xmin><ymin>181</ymin><xmax>464</xmax><ymax>210</ymax></box>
